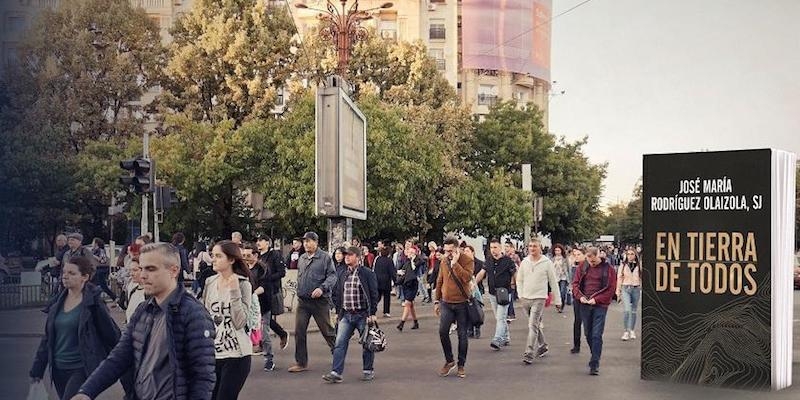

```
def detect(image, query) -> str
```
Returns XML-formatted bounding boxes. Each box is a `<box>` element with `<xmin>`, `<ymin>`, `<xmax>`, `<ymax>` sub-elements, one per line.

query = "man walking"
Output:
<box><xmin>323</xmin><ymin>247</ymin><xmax>379</xmax><ymax>383</ymax></box>
<box><xmin>516</xmin><ymin>239</ymin><xmax>562</xmax><ymax>365</ymax></box>
<box><xmin>71</xmin><ymin>243</ymin><xmax>216</xmax><ymax>400</ymax></box>
<box><xmin>434</xmin><ymin>236</ymin><xmax>474</xmax><ymax>379</ymax></box>
<box><xmin>486</xmin><ymin>239</ymin><xmax>515</xmax><ymax>350</ymax></box>
<box><xmin>255</xmin><ymin>235</ymin><xmax>289</xmax><ymax>371</ymax></box>
<box><xmin>288</xmin><ymin>232</ymin><xmax>338</xmax><ymax>372</ymax></box>
<box><xmin>571</xmin><ymin>246</ymin><xmax>617</xmax><ymax>375</ymax></box>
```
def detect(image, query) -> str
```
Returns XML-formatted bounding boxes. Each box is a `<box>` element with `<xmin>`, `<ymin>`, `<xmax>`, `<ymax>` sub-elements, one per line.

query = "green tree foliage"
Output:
<box><xmin>603</xmin><ymin>181</ymin><xmax>643</xmax><ymax>245</ymax></box>
<box><xmin>448</xmin><ymin>101</ymin><xmax>606</xmax><ymax>243</ymax></box>
<box><xmin>0</xmin><ymin>0</ymin><xmax>163</xmax><ymax>252</ymax></box>
<box><xmin>159</xmin><ymin>0</ymin><xmax>299</xmax><ymax>127</ymax></box>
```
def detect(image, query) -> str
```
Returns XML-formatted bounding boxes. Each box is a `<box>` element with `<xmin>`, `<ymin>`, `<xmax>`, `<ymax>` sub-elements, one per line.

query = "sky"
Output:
<box><xmin>548</xmin><ymin>0</ymin><xmax>800</xmax><ymax>205</ymax></box>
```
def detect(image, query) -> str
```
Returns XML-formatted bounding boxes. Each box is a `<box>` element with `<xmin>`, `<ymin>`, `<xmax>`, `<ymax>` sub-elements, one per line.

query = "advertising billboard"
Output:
<box><xmin>315</xmin><ymin>85</ymin><xmax>368</xmax><ymax>220</ymax></box>
<box><xmin>462</xmin><ymin>0</ymin><xmax>552</xmax><ymax>81</ymax></box>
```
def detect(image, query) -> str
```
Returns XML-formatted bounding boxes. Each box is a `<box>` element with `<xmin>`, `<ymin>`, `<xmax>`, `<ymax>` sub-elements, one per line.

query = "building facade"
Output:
<box><xmin>293</xmin><ymin>0</ymin><xmax>553</xmax><ymax>123</ymax></box>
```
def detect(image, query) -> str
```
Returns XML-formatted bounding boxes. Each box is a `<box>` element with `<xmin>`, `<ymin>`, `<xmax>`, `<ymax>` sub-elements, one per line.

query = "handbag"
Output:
<box><xmin>249</xmin><ymin>328</ymin><xmax>263</xmax><ymax>346</ymax></box>
<box><xmin>27</xmin><ymin>381</ymin><xmax>51</xmax><ymax>400</ymax></box>
<box><xmin>271</xmin><ymin>288</ymin><xmax>285</xmax><ymax>316</ymax></box>
<box><xmin>448</xmin><ymin>264</ymin><xmax>484</xmax><ymax>327</ymax></box>
<box><xmin>495</xmin><ymin>287</ymin><xmax>510</xmax><ymax>306</ymax></box>
<box><xmin>359</xmin><ymin>321</ymin><xmax>387</xmax><ymax>352</ymax></box>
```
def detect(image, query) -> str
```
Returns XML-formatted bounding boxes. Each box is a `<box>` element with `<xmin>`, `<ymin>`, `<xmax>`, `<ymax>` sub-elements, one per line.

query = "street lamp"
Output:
<box><xmin>295</xmin><ymin>1</ymin><xmax>393</xmax><ymax>76</ymax></box>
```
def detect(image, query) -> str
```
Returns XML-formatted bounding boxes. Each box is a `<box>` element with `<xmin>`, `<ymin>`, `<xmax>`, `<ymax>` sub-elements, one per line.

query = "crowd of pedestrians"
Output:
<box><xmin>29</xmin><ymin>228</ymin><xmax>640</xmax><ymax>398</ymax></box>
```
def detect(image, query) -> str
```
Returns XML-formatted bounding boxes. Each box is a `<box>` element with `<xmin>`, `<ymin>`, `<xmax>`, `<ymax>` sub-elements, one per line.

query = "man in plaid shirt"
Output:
<box><xmin>326</xmin><ymin>247</ymin><xmax>379</xmax><ymax>383</ymax></box>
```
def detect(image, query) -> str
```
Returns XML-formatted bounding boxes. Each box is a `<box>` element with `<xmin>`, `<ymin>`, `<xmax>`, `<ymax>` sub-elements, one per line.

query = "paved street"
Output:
<box><xmin>2</xmin><ymin>291</ymin><xmax>799</xmax><ymax>400</ymax></box>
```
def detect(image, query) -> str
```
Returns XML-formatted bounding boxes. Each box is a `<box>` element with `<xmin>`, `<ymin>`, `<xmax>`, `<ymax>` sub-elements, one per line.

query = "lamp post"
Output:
<box><xmin>295</xmin><ymin>1</ymin><xmax>393</xmax><ymax>76</ymax></box>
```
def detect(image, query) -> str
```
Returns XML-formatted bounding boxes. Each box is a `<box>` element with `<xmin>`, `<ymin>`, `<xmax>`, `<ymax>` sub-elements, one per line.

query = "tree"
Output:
<box><xmin>602</xmin><ymin>180</ymin><xmax>643</xmax><ymax>245</ymax></box>
<box><xmin>0</xmin><ymin>0</ymin><xmax>163</xmax><ymax>253</ymax></box>
<box><xmin>158</xmin><ymin>0</ymin><xmax>299</xmax><ymax>127</ymax></box>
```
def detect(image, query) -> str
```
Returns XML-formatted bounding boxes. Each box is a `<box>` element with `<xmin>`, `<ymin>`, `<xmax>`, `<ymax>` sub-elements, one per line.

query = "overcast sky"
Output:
<box><xmin>548</xmin><ymin>0</ymin><xmax>800</xmax><ymax>205</ymax></box>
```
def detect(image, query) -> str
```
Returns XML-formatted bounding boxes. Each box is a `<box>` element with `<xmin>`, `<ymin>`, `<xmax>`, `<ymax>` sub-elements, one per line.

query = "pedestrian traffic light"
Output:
<box><xmin>155</xmin><ymin>186</ymin><xmax>179</xmax><ymax>211</ymax></box>
<box><xmin>119</xmin><ymin>157</ymin><xmax>152</xmax><ymax>193</ymax></box>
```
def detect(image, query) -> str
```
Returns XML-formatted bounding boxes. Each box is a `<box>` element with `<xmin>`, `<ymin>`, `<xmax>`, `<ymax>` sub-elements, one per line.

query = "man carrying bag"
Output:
<box><xmin>434</xmin><ymin>236</ymin><xmax>475</xmax><ymax>379</ymax></box>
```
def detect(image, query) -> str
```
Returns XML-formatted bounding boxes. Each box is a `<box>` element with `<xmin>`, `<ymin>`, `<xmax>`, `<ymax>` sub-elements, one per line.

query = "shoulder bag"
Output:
<box><xmin>448</xmin><ymin>264</ymin><xmax>484</xmax><ymax>327</ymax></box>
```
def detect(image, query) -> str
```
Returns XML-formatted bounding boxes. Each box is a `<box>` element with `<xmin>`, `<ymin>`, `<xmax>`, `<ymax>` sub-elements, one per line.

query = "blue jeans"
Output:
<box><xmin>332</xmin><ymin>312</ymin><xmax>374</xmax><ymax>375</ymax></box>
<box><xmin>621</xmin><ymin>285</ymin><xmax>641</xmax><ymax>331</ymax></box>
<box><xmin>579</xmin><ymin>304</ymin><xmax>608</xmax><ymax>369</ymax></box>
<box><xmin>261</xmin><ymin>311</ymin><xmax>273</xmax><ymax>362</ymax></box>
<box><xmin>558</xmin><ymin>280</ymin><xmax>571</xmax><ymax>306</ymax></box>
<box><xmin>488</xmin><ymin>294</ymin><xmax>509</xmax><ymax>343</ymax></box>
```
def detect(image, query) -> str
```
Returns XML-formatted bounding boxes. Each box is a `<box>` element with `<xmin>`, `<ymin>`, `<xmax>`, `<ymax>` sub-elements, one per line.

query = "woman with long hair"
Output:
<box><xmin>396</xmin><ymin>246</ymin><xmax>422</xmax><ymax>331</ymax></box>
<box><xmin>551</xmin><ymin>244</ymin><xmax>570</xmax><ymax>311</ymax></box>
<box><xmin>373</xmin><ymin>246</ymin><xmax>397</xmax><ymax>317</ymax></box>
<box><xmin>30</xmin><ymin>256</ymin><xmax>130</xmax><ymax>400</ymax></box>
<box><xmin>203</xmin><ymin>240</ymin><xmax>253</xmax><ymax>400</ymax></box>
<box><xmin>333</xmin><ymin>247</ymin><xmax>346</xmax><ymax>272</ymax></box>
<box><xmin>616</xmin><ymin>248</ymin><xmax>642</xmax><ymax>341</ymax></box>
<box><xmin>124</xmin><ymin>259</ymin><xmax>146</xmax><ymax>323</ymax></box>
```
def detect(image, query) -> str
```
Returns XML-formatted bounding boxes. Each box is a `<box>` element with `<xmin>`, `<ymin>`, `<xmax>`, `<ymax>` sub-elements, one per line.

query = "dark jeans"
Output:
<box><xmin>93</xmin><ymin>266</ymin><xmax>116</xmax><ymax>301</ymax></box>
<box><xmin>378</xmin><ymin>288</ymin><xmax>392</xmax><ymax>314</ymax></box>
<box><xmin>270</xmin><ymin>316</ymin><xmax>287</xmax><ymax>339</ymax></box>
<box><xmin>438</xmin><ymin>302</ymin><xmax>469</xmax><ymax>367</ymax></box>
<box><xmin>332</xmin><ymin>311</ymin><xmax>374</xmax><ymax>374</ymax></box>
<box><xmin>558</xmin><ymin>280</ymin><xmax>571</xmax><ymax>306</ymax></box>
<box><xmin>212</xmin><ymin>356</ymin><xmax>251</xmax><ymax>400</ymax></box>
<box><xmin>52</xmin><ymin>366</ymin><xmax>86</xmax><ymax>400</ymax></box>
<box><xmin>572</xmin><ymin>299</ymin><xmax>583</xmax><ymax>349</ymax></box>
<box><xmin>579</xmin><ymin>304</ymin><xmax>608</xmax><ymax>369</ymax></box>
<box><xmin>507</xmin><ymin>289</ymin><xmax>516</xmax><ymax>318</ymax></box>
<box><xmin>294</xmin><ymin>297</ymin><xmax>336</xmax><ymax>366</ymax></box>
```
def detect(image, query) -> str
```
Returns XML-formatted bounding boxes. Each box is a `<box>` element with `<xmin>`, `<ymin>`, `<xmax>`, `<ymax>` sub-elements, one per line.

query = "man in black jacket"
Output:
<box><xmin>72</xmin><ymin>243</ymin><xmax>216</xmax><ymax>400</ymax></box>
<box><xmin>372</xmin><ymin>243</ymin><xmax>396</xmax><ymax>317</ymax></box>
<box><xmin>324</xmin><ymin>246</ymin><xmax>379</xmax><ymax>383</ymax></box>
<box><xmin>486</xmin><ymin>238</ymin><xmax>516</xmax><ymax>350</ymax></box>
<box><xmin>255</xmin><ymin>236</ymin><xmax>289</xmax><ymax>371</ymax></box>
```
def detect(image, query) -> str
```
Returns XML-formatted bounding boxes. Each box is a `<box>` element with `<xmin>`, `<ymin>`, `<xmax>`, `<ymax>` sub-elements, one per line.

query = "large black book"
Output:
<box><xmin>642</xmin><ymin>149</ymin><xmax>795</xmax><ymax>391</ymax></box>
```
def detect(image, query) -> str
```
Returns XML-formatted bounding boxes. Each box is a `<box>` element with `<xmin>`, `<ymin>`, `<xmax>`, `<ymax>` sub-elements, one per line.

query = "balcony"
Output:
<box><xmin>513</xmin><ymin>73</ymin><xmax>536</xmax><ymax>89</ymax></box>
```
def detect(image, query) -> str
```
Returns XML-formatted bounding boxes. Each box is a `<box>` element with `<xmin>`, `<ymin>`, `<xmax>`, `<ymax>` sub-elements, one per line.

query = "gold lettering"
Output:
<box><xmin>700</xmin><ymin>263</ymin><xmax>713</xmax><ymax>294</ymax></box>
<box><xmin>705</xmin><ymin>232</ymin><xmax>717</xmax><ymax>261</ymax></box>
<box><xmin>714</xmin><ymin>263</ymin><xmax>727</xmax><ymax>294</ymax></box>
<box><xmin>743</xmin><ymin>263</ymin><xmax>757</xmax><ymax>295</ymax></box>
<box><xmin>656</xmin><ymin>262</ymin><xmax>668</xmax><ymax>291</ymax></box>
<box><xmin>717</xmin><ymin>232</ymin><xmax>730</xmax><ymax>261</ymax></box>
<box><xmin>669</xmin><ymin>262</ymin><xmax>681</xmax><ymax>293</ymax></box>
<box><xmin>732</xmin><ymin>233</ymin><xmax>744</xmax><ymax>260</ymax></box>
<box><xmin>728</xmin><ymin>263</ymin><xmax>742</xmax><ymax>295</ymax></box>
<box><xmin>687</xmin><ymin>232</ymin><xmax>698</xmax><ymax>260</ymax></box>
<box><xmin>688</xmin><ymin>262</ymin><xmax>700</xmax><ymax>293</ymax></box>
<box><xmin>668</xmin><ymin>233</ymin><xmax>680</xmax><ymax>261</ymax></box>
<box><xmin>744</xmin><ymin>232</ymin><xmax>757</xmax><ymax>262</ymax></box>
<box><xmin>656</xmin><ymin>232</ymin><xmax>667</xmax><ymax>261</ymax></box>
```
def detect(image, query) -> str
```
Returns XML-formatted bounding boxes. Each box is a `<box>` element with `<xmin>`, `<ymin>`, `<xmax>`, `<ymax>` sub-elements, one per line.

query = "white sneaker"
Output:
<box><xmin>629</xmin><ymin>331</ymin><xmax>636</xmax><ymax>340</ymax></box>
<box><xmin>621</xmin><ymin>331</ymin><xmax>630</xmax><ymax>341</ymax></box>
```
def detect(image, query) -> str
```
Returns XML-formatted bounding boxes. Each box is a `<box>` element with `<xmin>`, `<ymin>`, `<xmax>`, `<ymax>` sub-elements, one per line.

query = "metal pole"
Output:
<box><xmin>522</xmin><ymin>164</ymin><xmax>532</xmax><ymax>244</ymax></box>
<box><xmin>152</xmin><ymin>161</ymin><xmax>159</xmax><ymax>242</ymax></box>
<box><xmin>141</xmin><ymin>132</ymin><xmax>150</xmax><ymax>236</ymax></box>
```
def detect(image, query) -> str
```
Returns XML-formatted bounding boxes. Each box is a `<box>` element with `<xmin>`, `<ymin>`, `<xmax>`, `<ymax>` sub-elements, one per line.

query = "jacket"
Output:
<box><xmin>257</xmin><ymin>250</ymin><xmax>286</xmax><ymax>312</ymax></box>
<box><xmin>617</xmin><ymin>261</ymin><xmax>642</xmax><ymax>287</ymax></box>
<box><xmin>296</xmin><ymin>249</ymin><xmax>337</xmax><ymax>299</ymax></box>
<box><xmin>331</xmin><ymin>265</ymin><xmax>379</xmax><ymax>317</ymax></box>
<box><xmin>78</xmin><ymin>285</ymin><xmax>216</xmax><ymax>400</ymax></box>
<box><xmin>571</xmin><ymin>260</ymin><xmax>617</xmax><ymax>308</ymax></box>
<box><xmin>517</xmin><ymin>255</ymin><xmax>561</xmax><ymax>306</ymax></box>
<box><xmin>435</xmin><ymin>252</ymin><xmax>475</xmax><ymax>303</ymax></box>
<box><xmin>30</xmin><ymin>284</ymin><xmax>123</xmax><ymax>381</ymax></box>
<box><xmin>485</xmin><ymin>255</ymin><xmax>515</xmax><ymax>295</ymax></box>
<box><xmin>398</xmin><ymin>257</ymin><xmax>423</xmax><ymax>288</ymax></box>
<box><xmin>372</xmin><ymin>255</ymin><xmax>397</xmax><ymax>290</ymax></box>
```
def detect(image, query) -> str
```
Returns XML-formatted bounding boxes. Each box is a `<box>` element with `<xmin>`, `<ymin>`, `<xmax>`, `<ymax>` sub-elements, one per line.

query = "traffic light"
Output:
<box><xmin>155</xmin><ymin>186</ymin><xmax>179</xmax><ymax>211</ymax></box>
<box><xmin>119</xmin><ymin>157</ymin><xmax>152</xmax><ymax>193</ymax></box>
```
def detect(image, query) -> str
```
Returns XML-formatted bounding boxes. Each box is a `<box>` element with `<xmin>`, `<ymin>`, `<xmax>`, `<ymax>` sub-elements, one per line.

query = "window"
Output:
<box><xmin>429</xmin><ymin>20</ymin><xmax>445</xmax><ymax>40</ymax></box>
<box><xmin>3</xmin><ymin>42</ymin><xmax>20</xmax><ymax>69</ymax></box>
<box><xmin>5</xmin><ymin>16</ymin><xmax>27</xmax><ymax>34</ymax></box>
<box><xmin>428</xmin><ymin>48</ymin><xmax>445</xmax><ymax>71</ymax></box>
<box><xmin>477</xmin><ymin>84</ymin><xmax>498</xmax><ymax>106</ymax></box>
<box><xmin>379</xmin><ymin>19</ymin><xmax>397</xmax><ymax>40</ymax></box>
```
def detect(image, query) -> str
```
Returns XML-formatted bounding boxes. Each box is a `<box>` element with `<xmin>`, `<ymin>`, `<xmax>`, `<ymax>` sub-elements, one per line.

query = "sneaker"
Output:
<box><xmin>621</xmin><ymin>331</ymin><xmax>630</xmax><ymax>341</ymax></box>
<box><xmin>361</xmin><ymin>370</ymin><xmax>375</xmax><ymax>381</ymax></box>
<box><xmin>322</xmin><ymin>371</ymin><xmax>343</xmax><ymax>383</ymax></box>
<box><xmin>490</xmin><ymin>341</ymin><xmax>501</xmax><ymax>350</ymax></box>
<box><xmin>503</xmin><ymin>340</ymin><xmax>511</xmax><ymax>347</ymax></box>
<box><xmin>536</xmin><ymin>344</ymin><xmax>549</xmax><ymax>358</ymax></box>
<box><xmin>522</xmin><ymin>354</ymin><xmax>534</xmax><ymax>365</ymax></box>
<box><xmin>383</xmin><ymin>313</ymin><xmax>391</xmax><ymax>318</ymax></box>
<box><xmin>629</xmin><ymin>331</ymin><xmax>637</xmax><ymax>340</ymax></box>
<box><xmin>589</xmin><ymin>367</ymin><xmax>599</xmax><ymax>376</ymax></box>
<box><xmin>279</xmin><ymin>332</ymin><xmax>289</xmax><ymax>350</ymax></box>
<box><xmin>438</xmin><ymin>361</ymin><xmax>457</xmax><ymax>377</ymax></box>
<box><xmin>263</xmin><ymin>359</ymin><xmax>275</xmax><ymax>371</ymax></box>
<box><xmin>457</xmin><ymin>366</ymin><xmax>466</xmax><ymax>378</ymax></box>
<box><xmin>287</xmin><ymin>364</ymin><xmax>308</xmax><ymax>373</ymax></box>
<box><xmin>570</xmin><ymin>347</ymin><xmax>580</xmax><ymax>354</ymax></box>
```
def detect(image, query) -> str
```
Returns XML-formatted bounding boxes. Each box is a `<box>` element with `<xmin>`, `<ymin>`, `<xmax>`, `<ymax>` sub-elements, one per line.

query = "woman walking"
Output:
<box><xmin>203</xmin><ymin>240</ymin><xmax>253</xmax><ymax>400</ymax></box>
<box><xmin>397</xmin><ymin>247</ymin><xmax>422</xmax><ymax>331</ymax></box>
<box><xmin>552</xmin><ymin>244</ymin><xmax>570</xmax><ymax>311</ymax></box>
<box><xmin>616</xmin><ymin>249</ymin><xmax>642</xmax><ymax>341</ymax></box>
<box><xmin>30</xmin><ymin>256</ymin><xmax>130</xmax><ymax>400</ymax></box>
<box><xmin>373</xmin><ymin>246</ymin><xmax>397</xmax><ymax>317</ymax></box>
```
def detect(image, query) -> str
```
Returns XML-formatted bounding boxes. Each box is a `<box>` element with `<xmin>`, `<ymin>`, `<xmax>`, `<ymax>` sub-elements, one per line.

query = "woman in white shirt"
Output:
<box><xmin>616</xmin><ymin>249</ymin><xmax>642</xmax><ymax>341</ymax></box>
<box><xmin>203</xmin><ymin>240</ymin><xmax>253</xmax><ymax>400</ymax></box>
<box><xmin>124</xmin><ymin>260</ymin><xmax>146</xmax><ymax>323</ymax></box>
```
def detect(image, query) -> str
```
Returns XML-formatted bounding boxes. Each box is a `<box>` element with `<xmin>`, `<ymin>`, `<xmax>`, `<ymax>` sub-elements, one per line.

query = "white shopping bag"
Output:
<box><xmin>26</xmin><ymin>381</ymin><xmax>51</xmax><ymax>400</ymax></box>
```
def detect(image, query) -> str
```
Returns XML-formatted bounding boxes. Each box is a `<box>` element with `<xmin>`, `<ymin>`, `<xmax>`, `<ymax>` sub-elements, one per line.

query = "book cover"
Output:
<box><xmin>641</xmin><ymin>149</ymin><xmax>778</xmax><ymax>390</ymax></box>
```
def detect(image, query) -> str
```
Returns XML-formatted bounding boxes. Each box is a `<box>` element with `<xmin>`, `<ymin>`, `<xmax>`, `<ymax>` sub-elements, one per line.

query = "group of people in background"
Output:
<box><xmin>29</xmin><ymin>228</ymin><xmax>642</xmax><ymax>399</ymax></box>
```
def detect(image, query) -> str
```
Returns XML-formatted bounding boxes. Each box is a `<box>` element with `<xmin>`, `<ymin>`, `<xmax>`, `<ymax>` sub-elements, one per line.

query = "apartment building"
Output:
<box><xmin>293</xmin><ymin>0</ymin><xmax>552</xmax><ymax>123</ymax></box>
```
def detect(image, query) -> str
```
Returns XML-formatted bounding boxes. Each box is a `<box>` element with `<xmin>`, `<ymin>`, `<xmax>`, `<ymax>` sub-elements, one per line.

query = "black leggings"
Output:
<box><xmin>378</xmin><ymin>288</ymin><xmax>392</xmax><ymax>314</ymax></box>
<box><xmin>212</xmin><ymin>356</ymin><xmax>251</xmax><ymax>400</ymax></box>
<box><xmin>52</xmin><ymin>366</ymin><xmax>87</xmax><ymax>400</ymax></box>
